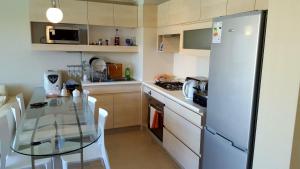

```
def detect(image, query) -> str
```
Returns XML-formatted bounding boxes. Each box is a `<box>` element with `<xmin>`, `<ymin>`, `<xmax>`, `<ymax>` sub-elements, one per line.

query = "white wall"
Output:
<box><xmin>142</xmin><ymin>28</ymin><xmax>174</xmax><ymax>81</ymax></box>
<box><xmin>0</xmin><ymin>0</ymin><xmax>81</xmax><ymax>100</ymax></box>
<box><xmin>173</xmin><ymin>53</ymin><xmax>210</xmax><ymax>79</ymax></box>
<box><xmin>252</xmin><ymin>0</ymin><xmax>300</xmax><ymax>168</ymax></box>
<box><xmin>139</xmin><ymin>4</ymin><xmax>174</xmax><ymax>81</ymax></box>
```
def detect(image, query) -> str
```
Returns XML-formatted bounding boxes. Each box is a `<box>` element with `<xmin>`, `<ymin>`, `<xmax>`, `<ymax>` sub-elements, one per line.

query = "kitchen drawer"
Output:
<box><xmin>143</xmin><ymin>86</ymin><xmax>165</xmax><ymax>103</ymax></box>
<box><xmin>164</xmin><ymin>107</ymin><xmax>201</xmax><ymax>156</ymax></box>
<box><xmin>165</xmin><ymin>97</ymin><xmax>202</xmax><ymax>127</ymax></box>
<box><xmin>163</xmin><ymin>128</ymin><xmax>199</xmax><ymax>169</ymax></box>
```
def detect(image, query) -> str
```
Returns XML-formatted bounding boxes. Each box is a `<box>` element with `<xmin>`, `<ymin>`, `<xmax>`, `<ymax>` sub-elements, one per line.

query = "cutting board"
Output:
<box><xmin>107</xmin><ymin>63</ymin><xmax>123</xmax><ymax>79</ymax></box>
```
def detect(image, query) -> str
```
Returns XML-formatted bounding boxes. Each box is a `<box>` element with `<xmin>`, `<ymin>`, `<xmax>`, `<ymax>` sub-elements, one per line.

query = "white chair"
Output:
<box><xmin>16</xmin><ymin>93</ymin><xmax>25</xmax><ymax>116</ymax></box>
<box><xmin>10</xmin><ymin>104</ymin><xmax>20</xmax><ymax>128</ymax></box>
<box><xmin>0</xmin><ymin>107</ymin><xmax>53</xmax><ymax>169</ymax></box>
<box><xmin>61</xmin><ymin>108</ymin><xmax>111</xmax><ymax>169</ymax></box>
<box><xmin>83</xmin><ymin>89</ymin><xmax>96</xmax><ymax>115</ymax></box>
<box><xmin>87</xmin><ymin>96</ymin><xmax>97</xmax><ymax>115</ymax></box>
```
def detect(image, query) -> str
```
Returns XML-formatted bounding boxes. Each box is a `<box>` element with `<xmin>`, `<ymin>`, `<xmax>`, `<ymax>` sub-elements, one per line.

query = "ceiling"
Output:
<box><xmin>84</xmin><ymin>0</ymin><xmax>168</xmax><ymax>5</ymax></box>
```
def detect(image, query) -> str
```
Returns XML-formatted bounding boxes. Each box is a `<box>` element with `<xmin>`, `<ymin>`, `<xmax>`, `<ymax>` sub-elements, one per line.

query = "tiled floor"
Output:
<box><xmin>70</xmin><ymin>127</ymin><xmax>180</xmax><ymax>169</ymax></box>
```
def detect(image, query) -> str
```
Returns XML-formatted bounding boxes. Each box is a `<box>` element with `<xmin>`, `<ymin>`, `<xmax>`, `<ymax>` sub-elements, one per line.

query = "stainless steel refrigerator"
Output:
<box><xmin>202</xmin><ymin>11</ymin><xmax>267</xmax><ymax>169</ymax></box>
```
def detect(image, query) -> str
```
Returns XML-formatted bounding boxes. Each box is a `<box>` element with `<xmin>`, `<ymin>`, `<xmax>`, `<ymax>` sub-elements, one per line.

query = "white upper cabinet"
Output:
<box><xmin>29</xmin><ymin>0</ymin><xmax>49</xmax><ymax>22</ymax></box>
<box><xmin>29</xmin><ymin>1</ymin><xmax>138</xmax><ymax>28</ymax></box>
<box><xmin>114</xmin><ymin>4</ymin><xmax>138</xmax><ymax>28</ymax></box>
<box><xmin>29</xmin><ymin>0</ymin><xmax>88</xmax><ymax>24</ymax></box>
<box><xmin>168</xmin><ymin>0</ymin><xmax>183</xmax><ymax>25</ymax></box>
<box><xmin>158</xmin><ymin>1</ymin><xmax>170</xmax><ymax>27</ymax></box>
<box><xmin>88</xmin><ymin>2</ymin><xmax>114</xmax><ymax>26</ymax></box>
<box><xmin>158</xmin><ymin>0</ymin><xmax>200</xmax><ymax>26</ymax></box>
<box><xmin>227</xmin><ymin>0</ymin><xmax>256</xmax><ymax>15</ymax></box>
<box><xmin>255</xmin><ymin>0</ymin><xmax>268</xmax><ymax>10</ymax></box>
<box><xmin>201</xmin><ymin>0</ymin><xmax>227</xmax><ymax>20</ymax></box>
<box><xmin>60</xmin><ymin>0</ymin><xmax>88</xmax><ymax>24</ymax></box>
<box><xmin>181</xmin><ymin>0</ymin><xmax>201</xmax><ymax>23</ymax></box>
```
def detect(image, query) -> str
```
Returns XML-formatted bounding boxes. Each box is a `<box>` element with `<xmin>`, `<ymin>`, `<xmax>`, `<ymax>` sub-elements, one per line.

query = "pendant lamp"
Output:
<box><xmin>46</xmin><ymin>0</ymin><xmax>63</xmax><ymax>23</ymax></box>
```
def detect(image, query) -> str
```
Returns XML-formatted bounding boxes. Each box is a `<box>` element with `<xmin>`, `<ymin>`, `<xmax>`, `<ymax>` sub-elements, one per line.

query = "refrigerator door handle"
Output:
<box><xmin>206</xmin><ymin>127</ymin><xmax>233</xmax><ymax>146</ymax></box>
<box><xmin>205</xmin><ymin>126</ymin><xmax>217</xmax><ymax>135</ymax></box>
<box><xmin>215</xmin><ymin>133</ymin><xmax>234</xmax><ymax>146</ymax></box>
<box><xmin>207</xmin><ymin>127</ymin><xmax>248</xmax><ymax>152</ymax></box>
<box><xmin>232</xmin><ymin>143</ymin><xmax>248</xmax><ymax>152</ymax></box>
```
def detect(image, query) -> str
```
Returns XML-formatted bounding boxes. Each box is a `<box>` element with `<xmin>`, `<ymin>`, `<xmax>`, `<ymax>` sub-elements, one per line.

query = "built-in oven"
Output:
<box><xmin>46</xmin><ymin>25</ymin><xmax>81</xmax><ymax>44</ymax></box>
<box><xmin>146</xmin><ymin>93</ymin><xmax>164</xmax><ymax>142</ymax></box>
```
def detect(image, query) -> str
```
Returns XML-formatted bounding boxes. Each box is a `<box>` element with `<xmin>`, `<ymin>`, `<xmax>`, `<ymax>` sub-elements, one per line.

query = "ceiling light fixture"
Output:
<box><xmin>46</xmin><ymin>0</ymin><xmax>63</xmax><ymax>23</ymax></box>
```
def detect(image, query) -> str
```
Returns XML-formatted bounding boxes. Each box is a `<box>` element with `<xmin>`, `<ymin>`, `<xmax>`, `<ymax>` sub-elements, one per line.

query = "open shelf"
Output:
<box><xmin>158</xmin><ymin>34</ymin><xmax>180</xmax><ymax>53</ymax></box>
<box><xmin>31</xmin><ymin>44</ymin><xmax>138</xmax><ymax>53</ymax></box>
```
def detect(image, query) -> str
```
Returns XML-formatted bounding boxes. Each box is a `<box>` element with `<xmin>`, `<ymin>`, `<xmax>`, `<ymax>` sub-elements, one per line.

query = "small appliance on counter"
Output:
<box><xmin>192</xmin><ymin>77</ymin><xmax>208</xmax><ymax>107</ymax></box>
<box><xmin>182</xmin><ymin>76</ymin><xmax>208</xmax><ymax>100</ymax></box>
<box><xmin>193</xmin><ymin>90</ymin><xmax>208</xmax><ymax>107</ymax></box>
<box><xmin>44</xmin><ymin>70</ymin><xmax>62</xmax><ymax>97</ymax></box>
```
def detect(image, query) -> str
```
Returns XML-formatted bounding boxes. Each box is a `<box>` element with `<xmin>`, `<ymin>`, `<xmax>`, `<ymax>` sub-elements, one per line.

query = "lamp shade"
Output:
<box><xmin>46</xmin><ymin>7</ymin><xmax>63</xmax><ymax>23</ymax></box>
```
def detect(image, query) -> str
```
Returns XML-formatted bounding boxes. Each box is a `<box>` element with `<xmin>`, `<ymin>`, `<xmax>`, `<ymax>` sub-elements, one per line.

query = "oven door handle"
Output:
<box><xmin>149</xmin><ymin>104</ymin><xmax>164</xmax><ymax>113</ymax></box>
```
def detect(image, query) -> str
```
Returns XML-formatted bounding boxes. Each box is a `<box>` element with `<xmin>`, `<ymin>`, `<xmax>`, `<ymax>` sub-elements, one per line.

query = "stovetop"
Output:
<box><xmin>154</xmin><ymin>81</ymin><xmax>183</xmax><ymax>91</ymax></box>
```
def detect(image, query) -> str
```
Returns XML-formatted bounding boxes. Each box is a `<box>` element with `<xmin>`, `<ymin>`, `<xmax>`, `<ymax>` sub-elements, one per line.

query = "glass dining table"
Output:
<box><xmin>11</xmin><ymin>88</ymin><xmax>100</xmax><ymax>169</ymax></box>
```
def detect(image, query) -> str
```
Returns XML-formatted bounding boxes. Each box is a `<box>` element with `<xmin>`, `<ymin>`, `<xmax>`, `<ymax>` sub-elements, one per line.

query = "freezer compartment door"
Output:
<box><xmin>202</xmin><ymin>128</ymin><xmax>248</xmax><ymax>169</ymax></box>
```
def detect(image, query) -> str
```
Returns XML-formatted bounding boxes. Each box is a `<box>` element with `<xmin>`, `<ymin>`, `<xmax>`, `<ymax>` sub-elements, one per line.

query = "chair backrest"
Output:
<box><xmin>97</xmin><ymin>108</ymin><xmax>108</xmax><ymax>145</ymax></box>
<box><xmin>16</xmin><ymin>93</ymin><xmax>25</xmax><ymax>115</ymax></box>
<box><xmin>0</xmin><ymin>107</ymin><xmax>16</xmax><ymax>169</ymax></box>
<box><xmin>88</xmin><ymin>96</ymin><xmax>97</xmax><ymax>115</ymax></box>
<box><xmin>10</xmin><ymin>104</ymin><xmax>21</xmax><ymax>128</ymax></box>
<box><xmin>0</xmin><ymin>85</ymin><xmax>6</xmax><ymax>96</ymax></box>
<box><xmin>0</xmin><ymin>115</ymin><xmax>10</xmax><ymax>169</ymax></box>
<box><xmin>82</xmin><ymin>89</ymin><xmax>90</xmax><ymax>97</ymax></box>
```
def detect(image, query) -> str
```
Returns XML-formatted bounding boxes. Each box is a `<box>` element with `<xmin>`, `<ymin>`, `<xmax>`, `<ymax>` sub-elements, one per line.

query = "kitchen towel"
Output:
<box><xmin>150</xmin><ymin>106</ymin><xmax>161</xmax><ymax>129</ymax></box>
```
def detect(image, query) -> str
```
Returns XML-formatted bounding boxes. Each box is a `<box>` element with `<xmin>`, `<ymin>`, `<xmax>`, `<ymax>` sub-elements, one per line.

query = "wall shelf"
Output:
<box><xmin>158</xmin><ymin>34</ymin><xmax>180</xmax><ymax>53</ymax></box>
<box><xmin>31</xmin><ymin>44</ymin><xmax>138</xmax><ymax>53</ymax></box>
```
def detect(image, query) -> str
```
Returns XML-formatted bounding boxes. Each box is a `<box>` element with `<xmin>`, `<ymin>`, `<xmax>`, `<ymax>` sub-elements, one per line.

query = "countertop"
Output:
<box><xmin>143</xmin><ymin>82</ymin><xmax>206</xmax><ymax>115</ymax></box>
<box><xmin>81</xmin><ymin>80</ymin><xmax>206</xmax><ymax>115</ymax></box>
<box><xmin>81</xmin><ymin>80</ymin><xmax>142</xmax><ymax>87</ymax></box>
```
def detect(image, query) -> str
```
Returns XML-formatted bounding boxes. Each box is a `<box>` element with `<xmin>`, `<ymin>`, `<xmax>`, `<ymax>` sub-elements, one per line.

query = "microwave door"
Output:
<box><xmin>46</xmin><ymin>26</ymin><xmax>55</xmax><ymax>44</ymax></box>
<box><xmin>46</xmin><ymin>26</ymin><xmax>80</xmax><ymax>44</ymax></box>
<box><xmin>54</xmin><ymin>29</ymin><xmax>80</xmax><ymax>44</ymax></box>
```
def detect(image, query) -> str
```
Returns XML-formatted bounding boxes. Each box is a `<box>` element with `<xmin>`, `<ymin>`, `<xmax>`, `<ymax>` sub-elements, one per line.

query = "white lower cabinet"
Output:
<box><xmin>164</xmin><ymin>107</ymin><xmax>201</xmax><ymax>156</ymax></box>
<box><xmin>163</xmin><ymin>128</ymin><xmax>200</xmax><ymax>169</ymax></box>
<box><xmin>165</xmin><ymin>97</ymin><xmax>202</xmax><ymax>127</ymax></box>
<box><xmin>143</xmin><ymin>86</ymin><xmax>165</xmax><ymax>103</ymax></box>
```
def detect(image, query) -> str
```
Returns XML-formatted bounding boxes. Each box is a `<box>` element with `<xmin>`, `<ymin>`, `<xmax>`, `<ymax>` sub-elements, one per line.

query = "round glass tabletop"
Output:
<box><xmin>11</xmin><ymin>88</ymin><xmax>101</xmax><ymax>156</ymax></box>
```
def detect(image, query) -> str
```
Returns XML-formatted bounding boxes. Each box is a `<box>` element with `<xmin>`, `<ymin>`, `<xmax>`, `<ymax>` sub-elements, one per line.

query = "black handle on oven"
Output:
<box><xmin>149</xmin><ymin>103</ymin><xmax>164</xmax><ymax>112</ymax></box>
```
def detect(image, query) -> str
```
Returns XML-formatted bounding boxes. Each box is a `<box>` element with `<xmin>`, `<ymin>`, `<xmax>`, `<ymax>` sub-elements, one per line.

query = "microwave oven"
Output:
<box><xmin>46</xmin><ymin>26</ymin><xmax>81</xmax><ymax>44</ymax></box>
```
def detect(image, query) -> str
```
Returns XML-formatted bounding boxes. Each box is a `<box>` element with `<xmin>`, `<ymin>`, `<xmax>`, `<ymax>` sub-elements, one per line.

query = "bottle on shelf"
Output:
<box><xmin>114</xmin><ymin>29</ymin><xmax>120</xmax><ymax>46</ymax></box>
<box><xmin>125</xmin><ymin>64</ymin><xmax>131</xmax><ymax>80</ymax></box>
